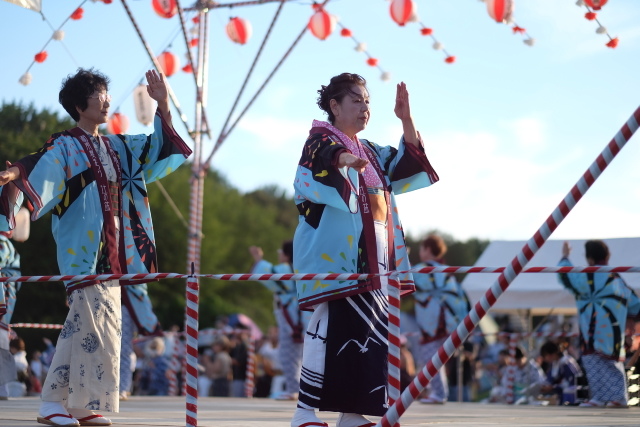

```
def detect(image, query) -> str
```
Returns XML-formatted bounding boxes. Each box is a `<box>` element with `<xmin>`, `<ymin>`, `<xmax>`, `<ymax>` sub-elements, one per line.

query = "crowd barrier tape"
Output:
<box><xmin>1</xmin><ymin>265</ymin><xmax>639</xmax><ymax>284</ymax></box>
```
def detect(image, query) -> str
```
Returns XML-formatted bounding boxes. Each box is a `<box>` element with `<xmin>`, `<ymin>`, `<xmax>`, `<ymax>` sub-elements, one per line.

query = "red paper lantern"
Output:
<box><xmin>70</xmin><ymin>7</ymin><xmax>84</xmax><ymax>20</ymax></box>
<box><xmin>420</xmin><ymin>27</ymin><xmax>433</xmax><ymax>36</ymax></box>
<box><xmin>366</xmin><ymin>58</ymin><xmax>378</xmax><ymax>67</ymax></box>
<box><xmin>107</xmin><ymin>113</ymin><xmax>130</xmax><ymax>135</ymax></box>
<box><xmin>486</xmin><ymin>0</ymin><xmax>514</xmax><ymax>23</ymax></box>
<box><xmin>34</xmin><ymin>51</ymin><xmax>48</xmax><ymax>63</ymax></box>
<box><xmin>340</xmin><ymin>28</ymin><xmax>352</xmax><ymax>37</ymax></box>
<box><xmin>585</xmin><ymin>0</ymin><xmax>608</xmax><ymax>10</ymax></box>
<box><xmin>606</xmin><ymin>37</ymin><xmax>619</xmax><ymax>48</ymax></box>
<box><xmin>585</xmin><ymin>12</ymin><xmax>597</xmax><ymax>20</ymax></box>
<box><xmin>389</xmin><ymin>0</ymin><xmax>415</xmax><ymax>26</ymax></box>
<box><xmin>152</xmin><ymin>0</ymin><xmax>177</xmax><ymax>19</ymax></box>
<box><xmin>156</xmin><ymin>51</ymin><xmax>179</xmax><ymax>77</ymax></box>
<box><xmin>190</xmin><ymin>38</ymin><xmax>199</xmax><ymax>47</ymax></box>
<box><xmin>182</xmin><ymin>63</ymin><xmax>193</xmax><ymax>73</ymax></box>
<box><xmin>444</xmin><ymin>56</ymin><xmax>456</xmax><ymax>64</ymax></box>
<box><xmin>308</xmin><ymin>8</ymin><xmax>335</xmax><ymax>40</ymax></box>
<box><xmin>226</xmin><ymin>17</ymin><xmax>252</xmax><ymax>45</ymax></box>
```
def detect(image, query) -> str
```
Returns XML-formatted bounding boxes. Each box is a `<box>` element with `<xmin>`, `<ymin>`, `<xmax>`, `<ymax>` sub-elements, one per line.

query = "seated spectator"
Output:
<box><xmin>539</xmin><ymin>341</ymin><xmax>582</xmax><ymax>405</ymax></box>
<box><xmin>490</xmin><ymin>346</ymin><xmax>545</xmax><ymax>404</ymax></box>
<box><xmin>204</xmin><ymin>335</ymin><xmax>232</xmax><ymax>397</ymax></box>
<box><xmin>138</xmin><ymin>337</ymin><xmax>170</xmax><ymax>396</ymax></box>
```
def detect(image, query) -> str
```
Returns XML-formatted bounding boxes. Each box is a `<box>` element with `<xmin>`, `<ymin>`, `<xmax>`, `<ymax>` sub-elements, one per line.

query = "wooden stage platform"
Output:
<box><xmin>1</xmin><ymin>396</ymin><xmax>639</xmax><ymax>427</ymax></box>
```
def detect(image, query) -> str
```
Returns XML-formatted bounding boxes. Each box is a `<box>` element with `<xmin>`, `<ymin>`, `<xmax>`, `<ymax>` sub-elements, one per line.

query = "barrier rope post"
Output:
<box><xmin>245</xmin><ymin>337</ymin><xmax>256</xmax><ymax>398</ymax></box>
<box><xmin>505</xmin><ymin>333</ymin><xmax>518</xmax><ymax>404</ymax></box>
<box><xmin>185</xmin><ymin>265</ymin><xmax>199</xmax><ymax>427</ymax></box>
<box><xmin>377</xmin><ymin>106</ymin><xmax>640</xmax><ymax>427</ymax></box>
<box><xmin>387</xmin><ymin>274</ymin><xmax>402</xmax><ymax>417</ymax></box>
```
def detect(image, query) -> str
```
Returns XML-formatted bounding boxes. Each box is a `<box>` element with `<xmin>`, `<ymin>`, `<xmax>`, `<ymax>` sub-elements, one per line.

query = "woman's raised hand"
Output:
<box><xmin>146</xmin><ymin>69</ymin><xmax>168</xmax><ymax>103</ymax></box>
<box><xmin>394</xmin><ymin>82</ymin><xmax>412</xmax><ymax>121</ymax></box>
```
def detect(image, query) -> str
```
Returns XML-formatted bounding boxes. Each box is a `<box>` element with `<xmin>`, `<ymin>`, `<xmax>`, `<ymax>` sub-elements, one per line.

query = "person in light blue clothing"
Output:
<box><xmin>413</xmin><ymin>234</ymin><xmax>470</xmax><ymax>404</ymax></box>
<box><xmin>0</xmin><ymin>68</ymin><xmax>191</xmax><ymax>426</ymax></box>
<box><xmin>250</xmin><ymin>240</ymin><xmax>310</xmax><ymax>400</ymax></box>
<box><xmin>291</xmin><ymin>73</ymin><xmax>439</xmax><ymax>427</ymax></box>
<box><xmin>558</xmin><ymin>240</ymin><xmax>640</xmax><ymax>408</ymax></box>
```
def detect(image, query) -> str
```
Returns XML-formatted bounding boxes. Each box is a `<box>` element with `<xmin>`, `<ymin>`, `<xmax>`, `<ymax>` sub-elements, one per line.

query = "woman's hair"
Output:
<box><xmin>585</xmin><ymin>240</ymin><xmax>609</xmax><ymax>265</ymax></box>
<box><xmin>281</xmin><ymin>240</ymin><xmax>294</xmax><ymax>264</ymax></box>
<box><xmin>539</xmin><ymin>341</ymin><xmax>560</xmax><ymax>357</ymax></box>
<box><xmin>421</xmin><ymin>234</ymin><xmax>447</xmax><ymax>259</ymax></box>
<box><xmin>59</xmin><ymin>68</ymin><xmax>110</xmax><ymax>122</ymax></box>
<box><xmin>9</xmin><ymin>337</ymin><xmax>26</xmax><ymax>352</ymax></box>
<box><xmin>317</xmin><ymin>73</ymin><xmax>368</xmax><ymax>124</ymax></box>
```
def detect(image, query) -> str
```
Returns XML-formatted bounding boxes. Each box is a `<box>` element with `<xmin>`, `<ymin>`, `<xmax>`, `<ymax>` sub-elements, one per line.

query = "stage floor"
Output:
<box><xmin>1</xmin><ymin>396</ymin><xmax>639</xmax><ymax>427</ymax></box>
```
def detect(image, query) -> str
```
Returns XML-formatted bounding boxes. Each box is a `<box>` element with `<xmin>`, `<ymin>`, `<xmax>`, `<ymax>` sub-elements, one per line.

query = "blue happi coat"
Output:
<box><xmin>293</xmin><ymin>124</ymin><xmax>439</xmax><ymax>309</ymax></box>
<box><xmin>0</xmin><ymin>111</ymin><xmax>191</xmax><ymax>293</ymax></box>
<box><xmin>0</xmin><ymin>233</ymin><xmax>20</xmax><ymax>323</ymax></box>
<box><xmin>251</xmin><ymin>260</ymin><xmax>311</xmax><ymax>337</ymax></box>
<box><xmin>558</xmin><ymin>258</ymin><xmax>640</xmax><ymax>360</ymax></box>
<box><xmin>413</xmin><ymin>260</ymin><xmax>470</xmax><ymax>341</ymax></box>
<box><xmin>122</xmin><ymin>283</ymin><xmax>162</xmax><ymax>336</ymax></box>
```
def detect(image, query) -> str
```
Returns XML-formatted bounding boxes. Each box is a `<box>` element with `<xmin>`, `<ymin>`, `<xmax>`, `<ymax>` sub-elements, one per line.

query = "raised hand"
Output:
<box><xmin>394</xmin><ymin>82</ymin><xmax>412</xmax><ymax>121</ymax></box>
<box><xmin>146</xmin><ymin>70</ymin><xmax>168</xmax><ymax>102</ymax></box>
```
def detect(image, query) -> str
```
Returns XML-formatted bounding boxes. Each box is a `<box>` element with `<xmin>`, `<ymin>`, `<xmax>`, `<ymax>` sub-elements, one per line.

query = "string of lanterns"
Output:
<box><xmin>483</xmin><ymin>0</ymin><xmax>535</xmax><ymax>46</ymax></box>
<box><xmin>575</xmin><ymin>0</ymin><xmax>618</xmax><ymax>48</ymax></box>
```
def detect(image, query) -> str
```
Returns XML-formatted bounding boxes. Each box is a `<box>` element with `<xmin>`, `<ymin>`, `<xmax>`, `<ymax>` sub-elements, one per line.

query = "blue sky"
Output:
<box><xmin>1</xmin><ymin>0</ymin><xmax>639</xmax><ymax>242</ymax></box>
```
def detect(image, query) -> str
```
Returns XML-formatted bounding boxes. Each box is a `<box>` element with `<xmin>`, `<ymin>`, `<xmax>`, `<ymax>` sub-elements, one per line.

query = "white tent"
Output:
<box><xmin>461</xmin><ymin>238</ymin><xmax>640</xmax><ymax>315</ymax></box>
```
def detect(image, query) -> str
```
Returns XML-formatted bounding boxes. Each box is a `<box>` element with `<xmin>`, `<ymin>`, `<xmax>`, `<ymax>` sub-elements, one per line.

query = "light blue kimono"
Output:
<box><xmin>251</xmin><ymin>260</ymin><xmax>311</xmax><ymax>337</ymax></box>
<box><xmin>413</xmin><ymin>260</ymin><xmax>470</xmax><ymax>340</ymax></box>
<box><xmin>293</xmin><ymin>126</ymin><xmax>439</xmax><ymax>309</ymax></box>
<box><xmin>558</xmin><ymin>258</ymin><xmax>640</xmax><ymax>359</ymax></box>
<box><xmin>0</xmin><ymin>111</ymin><xmax>192</xmax><ymax>293</ymax></box>
<box><xmin>0</xmin><ymin>233</ymin><xmax>20</xmax><ymax>324</ymax></box>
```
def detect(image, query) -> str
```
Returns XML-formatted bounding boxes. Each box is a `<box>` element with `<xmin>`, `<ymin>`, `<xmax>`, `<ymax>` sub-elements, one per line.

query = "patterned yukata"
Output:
<box><xmin>558</xmin><ymin>258</ymin><xmax>640</xmax><ymax>404</ymax></box>
<box><xmin>251</xmin><ymin>260</ymin><xmax>311</xmax><ymax>396</ymax></box>
<box><xmin>0</xmin><ymin>111</ymin><xmax>191</xmax><ymax>412</ymax></box>
<box><xmin>0</xmin><ymin>232</ymin><xmax>21</xmax><ymax>395</ymax></box>
<box><xmin>413</xmin><ymin>260</ymin><xmax>470</xmax><ymax>401</ymax></box>
<box><xmin>293</xmin><ymin>120</ymin><xmax>439</xmax><ymax>416</ymax></box>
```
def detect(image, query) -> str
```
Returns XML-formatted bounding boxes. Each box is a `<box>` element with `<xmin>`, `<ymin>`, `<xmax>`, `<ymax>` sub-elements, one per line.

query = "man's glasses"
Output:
<box><xmin>88</xmin><ymin>93</ymin><xmax>112</xmax><ymax>103</ymax></box>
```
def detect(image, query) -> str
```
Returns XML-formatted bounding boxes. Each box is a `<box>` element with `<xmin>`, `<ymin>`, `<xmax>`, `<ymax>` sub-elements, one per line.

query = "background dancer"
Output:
<box><xmin>290</xmin><ymin>73</ymin><xmax>439</xmax><ymax>427</ymax></box>
<box><xmin>558</xmin><ymin>240</ymin><xmax>640</xmax><ymax>408</ymax></box>
<box><xmin>249</xmin><ymin>241</ymin><xmax>310</xmax><ymax>400</ymax></box>
<box><xmin>0</xmin><ymin>205</ymin><xmax>29</xmax><ymax>399</ymax></box>
<box><xmin>413</xmin><ymin>234</ymin><xmax>470</xmax><ymax>404</ymax></box>
<box><xmin>0</xmin><ymin>68</ymin><xmax>191</xmax><ymax>426</ymax></box>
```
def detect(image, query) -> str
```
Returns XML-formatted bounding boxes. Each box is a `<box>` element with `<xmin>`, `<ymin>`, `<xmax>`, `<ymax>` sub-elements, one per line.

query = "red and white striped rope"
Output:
<box><xmin>1</xmin><ymin>266</ymin><xmax>639</xmax><ymax>284</ymax></box>
<box><xmin>377</xmin><ymin>106</ymin><xmax>640</xmax><ymax>427</ymax></box>
<box><xmin>8</xmin><ymin>323</ymin><xmax>63</xmax><ymax>329</ymax></box>
<box><xmin>387</xmin><ymin>277</ymin><xmax>402</xmax><ymax>408</ymax></box>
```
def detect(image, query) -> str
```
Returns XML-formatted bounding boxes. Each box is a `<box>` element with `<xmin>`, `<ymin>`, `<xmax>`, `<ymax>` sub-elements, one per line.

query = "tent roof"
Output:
<box><xmin>460</xmin><ymin>237</ymin><xmax>640</xmax><ymax>314</ymax></box>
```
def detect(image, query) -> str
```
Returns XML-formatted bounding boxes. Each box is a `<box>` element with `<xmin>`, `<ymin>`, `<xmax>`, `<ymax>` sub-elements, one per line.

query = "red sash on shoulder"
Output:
<box><xmin>66</xmin><ymin>127</ymin><xmax>125</xmax><ymax>276</ymax></box>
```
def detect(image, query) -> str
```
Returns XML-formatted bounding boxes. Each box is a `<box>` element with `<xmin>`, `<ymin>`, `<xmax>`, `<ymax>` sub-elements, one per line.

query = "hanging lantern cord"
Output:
<box><xmin>214</xmin><ymin>0</ymin><xmax>287</xmax><ymax>156</ymax></box>
<box><xmin>583</xmin><ymin>4</ymin><xmax>616</xmax><ymax>43</ymax></box>
<box><xmin>202</xmin><ymin>0</ymin><xmax>333</xmax><ymax>170</ymax></box>
<box><xmin>177</xmin><ymin>1</ymin><xmax>198</xmax><ymax>85</ymax></box>
<box><xmin>120</xmin><ymin>0</ymin><xmax>197</xmax><ymax>136</ymax></box>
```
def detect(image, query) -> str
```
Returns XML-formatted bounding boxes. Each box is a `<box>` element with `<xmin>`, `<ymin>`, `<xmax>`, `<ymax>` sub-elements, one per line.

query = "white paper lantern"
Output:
<box><xmin>432</xmin><ymin>41</ymin><xmax>443</xmax><ymax>50</ymax></box>
<box><xmin>19</xmin><ymin>72</ymin><xmax>32</xmax><ymax>86</ymax></box>
<box><xmin>133</xmin><ymin>84</ymin><xmax>156</xmax><ymax>126</ymax></box>
<box><xmin>355</xmin><ymin>42</ymin><xmax>367</xmax><ymax>52</ymax></box>
<box><xmin>53</xmin><ymin>30</ymin><xmax>65</xmax><ymax>41</ymax></box>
